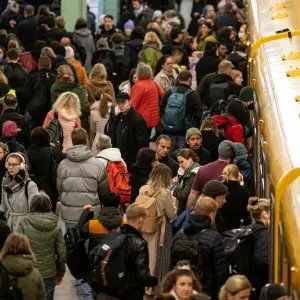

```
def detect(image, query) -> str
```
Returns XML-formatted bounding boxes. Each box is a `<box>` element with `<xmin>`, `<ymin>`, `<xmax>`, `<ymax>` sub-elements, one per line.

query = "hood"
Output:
<box><xmin>66</xmin><ymin>145</ymin><xmax>94</xmax><ymax>162</ymax></box>
<box><xmin>213</xmin><ymin>114</ymin><xmax>239</xmax><ymax>127</ymax></box>
<box><xmin>58</xmin><ymin>108</ymin><xmax>79</xmax><ymax>121</ymax></box>
<box><xmin>86</xmin><ymin>79</ymin><xmax>113</xmax><ymax>95</ymax></box>
<box><xmin>97</xmin><ymin>148</ymin><xmax>123</xmax><ymax>162</ymax></box>
<box><xmin>67</xmin><ymin>58</ymin><xmax>82</xmax><ymax>68</ymax></box>
<box><xmin>75</xmin><ymin>27</ymin><xmax>91</xmax><ymax>37</ymax></box>
<box><xmin>130</xmin><ymin>26</ymin><xmax>146</xmax><ymax>40</ymax></box>
<box><xmin>211</xmin><ymin>73</ymin><xmax>233</xmax><ymax>84</ymax></box>
<box><xmin>24</xmin><ymin>212</ymin><xmax>58</xmax><ymax>232</ymax></box>
<box><xmin>184</xmin><ymin>214</ymin><xmax>212</xmax><ymax>234</ymax></box>
<box><xmin>53</xmin><ymin>79</ymin><xmax>77</xmax><ymax>94</ymax></box>
<box><xmin>2</xmin><ymin>254</ymin><xmax>34</xmax><ymax>277</ymax></box>
<box><xmin>98</xmin><ymin>207</ymin><xmax>123</xmax><ymax>230</ymax></box>
<box><xmin>127</xmin><ymin>38</ymin><xmax>144</xmax><ymax>51</ymax></box>
<box><xmin>131</xmin><ymin>162</ymin><xmax>152</xmax><ymax>175</ymax></box>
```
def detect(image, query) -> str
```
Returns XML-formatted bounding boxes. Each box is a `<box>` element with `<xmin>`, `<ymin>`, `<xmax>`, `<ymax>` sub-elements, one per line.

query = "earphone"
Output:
<box><xmin>5</xmin><ymin>153</ymin><xmax>26</xmax><ymax>170</ymax></box>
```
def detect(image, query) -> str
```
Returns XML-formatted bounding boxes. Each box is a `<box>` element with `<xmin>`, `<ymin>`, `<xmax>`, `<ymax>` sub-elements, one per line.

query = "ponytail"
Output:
<box><xmin>96</xmin><ymin>90</ymin><xmax>113</xmax><ymax>118</ymax></box>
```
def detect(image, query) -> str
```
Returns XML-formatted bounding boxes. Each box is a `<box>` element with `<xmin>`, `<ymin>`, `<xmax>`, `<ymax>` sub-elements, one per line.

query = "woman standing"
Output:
<box><xmin>27</xmin><ymin>127</ymin><xmax>65</xmax><ymax>211</ymax></box>
<box><xmin>0</xmin><ymin>153</ymin><xmax>38</xmax><ymax>232</ymax></box>
<box><xmin>18</xmin><ymin>192</ymin><xmax>66</xmax><ymax>300</ymax></box>
<box><xmin>0</xmin><ymin>234</ymin><xmax>46</xmax><ymax>300</ymax></box>
<box><xmin>138</xmin><ymin>164</ymin><xmax>176</xmax><ymax>297</ymax></box>
<box><xmin>173</xmin><ymin>149</ymin><xmax>200</xmax><ymax>215</ymax></box>
<box><xmin>198</xmin><ymin>21</ymin><xmax>216</xmax><ymax>52</ymax></box>
<box><xmin>86</xmin><ymin>63</ymin><xmax>115</xmax><ymax>105</ymax></box>
<box><xmin>43</xmin><ymin>92</ymin><xmax>82</xmax><ymax>152</ymax></box>
<box><xmin>219</xmin><ymin>275</ymin><xmax>251</xmax><ymax>300</ymax></box>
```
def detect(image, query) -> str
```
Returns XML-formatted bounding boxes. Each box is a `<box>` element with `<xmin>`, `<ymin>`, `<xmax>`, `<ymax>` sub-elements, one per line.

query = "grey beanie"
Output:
<box><xmin>218</xmin><ymin>140</ymin><xmax>237</xmax><ymax>160</ymax></box>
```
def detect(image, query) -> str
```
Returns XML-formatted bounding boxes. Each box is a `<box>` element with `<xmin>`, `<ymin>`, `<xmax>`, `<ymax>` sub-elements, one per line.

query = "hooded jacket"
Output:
<box><xmin>18</xmin><ymin>212</ymin><xmax>66</xmax><ymax>279</ymax></box>
<box><xmin>73</xmin><ymin>27</ymin><xmax>95</xmax><ymax>72</ymax></box>
<box><xmin>15</xmin><ymin>15</ymin><xmax>37</xmax><ymax>51</ymax></box>
<box><xmin>200</xmin><ymin>130</ymin><xmax>222</xmax><ymax>162</ymax></box>
<box><xmin>86</xmin><ymin>79</ymin><xmax>115</xmax><ymax>105</ymax></box>
<box><xmin>196</xmin><ymin>55</ymin><xmax>219</xmax><ymax>86</ymax></box>
<box><xmin>2</xmin><ymin>254</ymin><xmax>46</xmax><ymax>300</ymax></box>
<box><xmin>174</xmin><ymin>214</ymin><xmax>228</xmax><ymax>299</ymax></box>
<box><xmin>139</xmin><ymin>43</ymin><xmax>162</xmax><ymax>72</ymax></box>
<box><xmin>154</xmin><ymin>69</ymin><xmax>178</xmax><ymax>93</ymax></box>
<box><xmin>57</xmin><ymin>144</ymin><xmax>108</xmax><ymax>223</ymax></box>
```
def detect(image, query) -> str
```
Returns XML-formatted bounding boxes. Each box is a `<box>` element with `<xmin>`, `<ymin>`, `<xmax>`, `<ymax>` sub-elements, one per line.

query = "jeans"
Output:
<box><xmin>170</xmin><ymin>135</ymin><xmax>186</xmax><ymax>153</ymax></box>
<box><xmin>44</xmin><ymin>277</ymin><xmax>56</xmax><ymax>300</ymax></box>
<box><xmin>64</xmin><ymin>222</ymin><xmax>93</xmax><ymax>300</ymax></box>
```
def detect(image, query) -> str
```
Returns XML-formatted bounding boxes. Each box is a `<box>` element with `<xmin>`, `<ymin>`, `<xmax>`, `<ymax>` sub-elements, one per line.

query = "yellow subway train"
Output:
<box><xmin>247</xmin><ymin>0</ymin><xmax>300</xmax><ymax>296</ymax></box>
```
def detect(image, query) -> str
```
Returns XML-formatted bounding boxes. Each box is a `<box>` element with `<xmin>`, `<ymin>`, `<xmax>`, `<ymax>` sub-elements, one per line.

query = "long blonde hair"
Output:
<box><xmin>144</xmin><ymin>31</ymin><xmax>162</xmax><ymax>49</ymax></box>
<box><xmin>90</xmin><ymin>63</ymin><xmax>107</xmax><ymax>81</ymax></box>
<box><xmin>247</xmin><ymin>197</ymin><xmax>270</xmax><ymax>221</ymax></box>
<box><xmin>53</xmin><ymin>91</ymin><xmax>82</xmax><ymax>116</ymax></box>
<box><xmin>0</xmin><ymin>70</ymin><xmax>8</xmax><ymax>84</ymax></box>
<box><xmin>0</xmin><ymin>234</ymin><xmax>35</xmax><ymax>261</ymax></box>
<box><xmin>57</xmin><ymin>65</ymin><xmax>74</xmax><ymax>83</ymax></box>
<box><xmin>222</xmin><ymin>164</ymin><xmax>240</xmax><ymax>182</ymax></box>
<box><xmin>219</xmin><ymin>275</ymin><xmax>251</xmax><ymax>300</ymax></box>
<box><xmin>147</xmin><ymin>164</ymin><xmax>172</xmax><ymax>192</ymax></box>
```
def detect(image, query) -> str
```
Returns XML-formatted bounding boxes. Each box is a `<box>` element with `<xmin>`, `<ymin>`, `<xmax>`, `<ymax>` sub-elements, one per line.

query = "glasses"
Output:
<box><xmin>7</xmin><ymin>163</ymin><xmax>20</xmax><ymax>168</ymax></box>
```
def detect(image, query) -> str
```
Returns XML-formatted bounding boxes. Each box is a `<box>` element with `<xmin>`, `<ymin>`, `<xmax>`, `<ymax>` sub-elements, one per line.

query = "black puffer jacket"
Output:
<box><xmin>180</xmin><ymin>213</ymin><xmax>228</xmax><ymax>300</ymax></box>
<box><xmin>200</xmin><ymin>130</ymin><xmax>222</xmax><ymax>162</ymax></box>
<box><xmin>196</xmin><ymin>55</ymin><xmax>220</xmax><ymax>86</ymax></box>
<box><xmin>120</xmin><ymin>224</ymin><xmax>157</xmax><ymax>299</ymax></box>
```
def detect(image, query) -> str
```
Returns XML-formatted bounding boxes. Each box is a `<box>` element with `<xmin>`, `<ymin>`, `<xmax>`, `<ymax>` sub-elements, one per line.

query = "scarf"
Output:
<box><xmin>2</xmin><ymin>170</ymin><xmax>28</xmax><ymax>196</ymax></box>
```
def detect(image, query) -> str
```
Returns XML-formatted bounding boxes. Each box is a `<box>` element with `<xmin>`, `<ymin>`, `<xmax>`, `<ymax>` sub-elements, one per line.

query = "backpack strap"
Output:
<box><xmin>24</xmin><ymin>180</ymin><xmax>31</xmax><ymax>212</ymax></box>
<box><xmin>182</xmin><ymin>88</ymin><xmax>194</xmax><ymax>97</ymax></box>
<box><xmin>171</xmin><ymin>86</ymin><xmax>177</xmax><ymax>93</ymax></box>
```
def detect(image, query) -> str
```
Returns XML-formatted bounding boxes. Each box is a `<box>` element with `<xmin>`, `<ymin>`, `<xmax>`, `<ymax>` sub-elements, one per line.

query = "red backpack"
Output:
<box><xmin>19</xmin><ymin>52</ymin><xmax>37</xmax><ymax>72</ymax></box>
<box><xmin>99</xmin><ymin>158</ymin><xmax>131</xmax><ymax>205</ymax></box>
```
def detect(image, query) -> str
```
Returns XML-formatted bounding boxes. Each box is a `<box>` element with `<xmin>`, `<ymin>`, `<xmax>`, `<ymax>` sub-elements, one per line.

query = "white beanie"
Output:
<box><xmin>65</xmin><ymin>46</ymin><xmax>74</xmax><ymax>59</ymax></box>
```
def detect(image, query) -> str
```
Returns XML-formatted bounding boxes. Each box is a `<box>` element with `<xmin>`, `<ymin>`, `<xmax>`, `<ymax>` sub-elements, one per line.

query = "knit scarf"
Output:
<box><xmin>2</xmin><ymin>170</ymin><xmax>28</xmax><ymax>196</ymax></box>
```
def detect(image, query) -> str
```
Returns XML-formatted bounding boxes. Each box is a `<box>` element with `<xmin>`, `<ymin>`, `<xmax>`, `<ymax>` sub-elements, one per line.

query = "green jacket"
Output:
<box><xmin>198</xmin><ymin>34</ymin><xmax>217</xmax><ymax>52</ymax></box>
<box><xmin>2</xmin><ymin>254</ymin><xmax>46</xmax><ymax>300</ymax></box>
<box><xmin>51</xmin><ymin>79</ymin><xmax>90</xmax><ymax>127</ymax></box>
<box><xmin>140</xmin><ymin>43</ymin><xmax>162</xmax><ymax>73</ymax></box>
<box><xmin>18</xmin><ymin>212</ymin><xmax>66</xmax><ymax>279</ymax></box>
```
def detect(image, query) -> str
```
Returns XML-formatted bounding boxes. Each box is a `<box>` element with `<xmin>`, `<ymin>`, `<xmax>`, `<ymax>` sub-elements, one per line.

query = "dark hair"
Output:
<box><xmin>35</xmin><ymin>40</ymin><xmax>47</xmax><ymax>51</ymax></box>
<box><xmin>51</xmin><ymin>42</ymin><xmax>66</xmax><ymax>57</ymax></box>
<box><xmin>202</xmin><ymin>21</ymin><xmax>213</xmax><ymax>33</ymax></box>
<box><xmin>136</xmin><ymin>148</ymin><xmax>157</xmax><ymax>168</ymax></box>
<box><xmin>102</xmin><ymin>192</ymin><xmax>120</xmax><ymax>208</ymax></box>
<box><xmin>183</xmin><ymin>36</ymin><xmax>194</xmax><ymax>48</ymax></box>
<box><xmin>6</xmin><ymin>49</ymin><xmax>18</xmax><ymax>60</ymax></box>
<box><xmin>4</xmin><ymin>94</ymin><xmax>17</xmax><ymax>107</ymax></box>
<box><xmin>71</xmin><ymin>128</ymin><xmax>88</xmax><ymax>145</ymax></box>
<box><xmin>178</xmin><ymin>70</ymin><xmax>192</xmax><ymax>82</ymax></box>
<box><xmin>31</xmin><ymin>127</ymin><xmax>50</xmax><ymax>146</ymax></box>
<box><xmin>171</xmin><ymin>46</ymin><xmax>184</xmax><ymax>55</ymax></box>
<box><xmin>37</xmin><ymin>5</ymin><xmax>49</xmax><ymax>16</ymax></box>
<box><xmin>217</xmin><ymin>41</ymin><xmax>227</xmax><ymax>48</ymax></box>
<box><xmin>38</xmin><ymin>56</ymin><xmax>51</xmax><ymax>69</ymax></box>
<box><xmin>203</xmin><ymin>41</ymin><xmax>217</xmax><ymax>57</ymax></box>
<box><xmin>104</xmin><ymin>15</ymin><xmax>114</xmax><ymax>21</ymax></box>
<box><xmin>111</xmin><ymin>33</ymin><xmax>125</xmax><ymax>45</ymax></box>
<box><xmin>154</xmin><ymin>55</ymin><xmax>171</xmax><ymax>76</ymax></box>
<box><xmin>75</xmin><ymin>18</ymin><xmax>87</xmax><ymax>30</ymax></box>
<box><xmin>177</xmin><ymin>148</ymin><xmax>196</xmax><ymax>161</ymax></box>
<box><xmin>129</xmin><ymin>68</ymin><xmax>137</xmax><ymax>87</ymax></box>
<box><xmin>30</xmin><ymin>192</ymin><xmax>52</xmax><ymax>213</ymax></box>
<box><xmin>224</xmin><ymin>3</ymin><xmax>233</xmax><ymax>12</ymax></box>
<box><xmin>156</xmin><ymin>134</ymin><xmax>171</xmax><ymax>144</ymax></box>
<box><xmin>44</xmin><ymin>16</ymin><xmax>55</xmax><ymax>29</ymax></box>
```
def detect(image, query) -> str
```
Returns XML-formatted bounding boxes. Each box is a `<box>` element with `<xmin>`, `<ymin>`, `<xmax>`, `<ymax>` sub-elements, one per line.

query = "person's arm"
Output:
<box><xmin>35</xmin><ymin>270</ymin><xmax>47</xmax><ymax>300</ymax></box>
<box><xmin>77</xmin><ymin>89</ymin><xmax>90</xmax><ymax>120</ymax></box>
<box><xmin>27</xmin><ymin>181</ymin><xmax>38</xmax><ymax>209</ymax></box>
<box><xmin>161</xmin><ymin>189</ymin><xmax>177</xmax><ymax>220</ymax></box>
<box><xmin>55</xmin><ymin>226</ymin><xmax>66</xmax><ymax>279</ymax></box>
<box><xmin>253</xmin><ymin>229</ymin><xmax>269</xmax><ymax>267</ymax></box>
<box><xmin>187</xmin><ymin>170</ymin><xmax>202</xmax><ymax>208</ymax></box>
<box><xmin>187</xmin><ymin>189</ymin><xmax>200</xmax><ymax>208</ymax></box>
<box><xmin>56</xmin><ymin>163</ymin><xmax>63</xmax><ymax>195</ymax></box>
<box><xmin>134</xmin><ymin>119</ymin><xmax>149</xmax><ymax>149</ymax></box>
<box><xmin>189</xmin><ymin>92</ymin><xmax>203</xmax><ymax>127</ymax></box>
<box><xmin>160</xmin><ymin>90</ymin><xmax>171</xmax><ymax>117</ymax></box>
<box><xmin>174</xmin><ymin>174</ymin><xmax>195</xmax><ymax>201</ymax></box>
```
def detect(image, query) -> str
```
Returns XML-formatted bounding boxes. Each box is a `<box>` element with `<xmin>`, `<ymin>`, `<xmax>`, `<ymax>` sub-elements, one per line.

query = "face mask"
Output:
<box><xmin>238</xmin><ymin>32</ymin><xmax>245</xmax><ymax>39</ymax></box>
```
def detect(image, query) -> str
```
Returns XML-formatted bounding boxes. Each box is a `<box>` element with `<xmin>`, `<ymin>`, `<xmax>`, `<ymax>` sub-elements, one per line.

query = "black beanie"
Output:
<box><xmin>259</xmin><ymin>284</ymin><xmax>287</xmax><ymax>300</ymax></box>
<box><xmin>203</xmin><ymin>180</ymin><xmax>228</xmax><ymax>198</ymax></box>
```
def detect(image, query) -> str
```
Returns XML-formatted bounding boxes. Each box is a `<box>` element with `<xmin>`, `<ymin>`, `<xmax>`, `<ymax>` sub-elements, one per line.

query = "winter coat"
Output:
<box><xmin>43</xmin><ymin>109</ymin><xmax>81</xmax><ymax>152</ymax></box>
<box><xmin>131</xmin><ymin>79</ymin><xmax>163</xmax><ymax>128</ymax></box>
<box><xmin>2</xmin><ymin>254</ymin><xmax>46</xmax><ymax>300</ymax></box>
<box><xmin>18</xmin><ymin>212</ymin><xmax>66</xmax><ymax>279</ymax></box>
<box><xmin>173</xmin><ymin>162</ymin><xmax>200</xmax><ymax>215</ymax></box>
<box><xmin>15</xmin><ymin>15</ymin><xmax>37</xmax><ymax>51</ymax></box>
<box><xmin>154</xmin><ymin>69</ymin><xmax>178</xmax><ymax>93</ymax></box>
<box><xmin>201</xmin><ymin>130</ymin><xmax>222</xmax><ymax>162</ymax></box>
<box><xmin>23</xmin><ymin>68</ymin><xmax>57</xmax><ymax>127</ymax></box>
<box><xmin>129</xmin><ymin>163</ymin><xmax>153</xmax><ymax>203</ymax></box>
<box><xmin>95</xmin><ymin>25</ymin><xmax>119</xmax><ymax>44</ymax></box>
<box><xmin>160</xmin><ymin>83</ymin><xmax>203</xmax><ymax>133</ymax></box>
<box><xmin>158</xmin><ymin>155</ymin><xmax>179</xmax><ymax>178</ymax></box>
<box><xmin>197</xmin><ymin>72</ymin><xmax>216</xmax><ymax>109</ymax></box>
<box><xmin>219</xmin><ymin>180</ymin><xmax>250</xmax><ymax>232</ymax></box>
<box><xmin>179</xmin><ymin>213</ymin><xmax>228</xmax><ymax>299</ymax></box>
<box><xmin>51</xmin><ymin>56</ymin><xmax>79</xmax><ymax>84</ymax></box>
<box><xmin>50</xmin><ymin>79</ymin><xmax>90</xmax><ymax>128</ymax></box>
<box><xmin>73</xmin><ymin>27</ymin><xmax>95</xmax><ymax>72</ymax></box>
<box><xmin>0</xmin><ymin>9</ymin><xmax>23</xmax><ymax>32</ymax></box>
<box><xmin>56</xmin><ymin>144</ymin><xmax>108</xmax><ymax>223</ymax></box>
<box><xmin>140</xmin><ymin>43</ymin><xmax>163</xmax><ymax>73</ymax></box>
<box><xmin>196</xmin><ymin>55</ymin><xmax>219</xmax><ymax>86</ymax></box>
<box><xmin>0</xmin><ymin>177</ymin><xmax>38</xmax><ymax>232</ymax></box>
<box><xmin>0</xmin><ymin>108</ymin><xmax>30</xmax><ymax>147</ymax></box>
<box><xmin>198</xmin><ymin>34</ymin><xmax>217</xmax><ymax>52</ymax></box>
<box><xmin>67</xmin><ymin>58</ymin><xmax>88</xmax><ymax>86</ymax></box>
<box><xmin>215</xmin><ymin>12</ymin><xmax>240</xmax><ymax>32</ymax></box>
<box><xmin>86</xmin><ymin>79</ymin><xmax>115</xmax><ymax>105</ymax></box>
<box><xmin>91</xmin><ymin>49</ymin><xmax>116</xmax><ymax>80</ymax></box>
<box><xmin>115</xmin><ymin>107</ymin><xmax>149</xmax><ymax>170</ymax></box>
<box><xmin>0</xmin><ymin>137</ymin><xmax>26</xmax><ymax>155</ymax></box>
<box><xmin>27</xmin><ymin>145</ymin><xmax>65</xmax><ymax>205</ymax></box>
<box><xmin>213</xmin><ymin>114</ymin><xmax>245</xmax><ymax>145</ymax></box>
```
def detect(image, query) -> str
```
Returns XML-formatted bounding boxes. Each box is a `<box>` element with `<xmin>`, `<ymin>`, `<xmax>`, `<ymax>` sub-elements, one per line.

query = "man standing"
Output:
<box><xmin>114</xmin><ymin>92</ymin><xmax>149</xmax><ymax>171</ymax></box>
<box><xmin>156</xmin><ymin>135</ymin><xmax>179</xmax><ymax>177</ymax></box>
<box><xmin>95</xmin><ymin>15</ymin><xmax>119</xmax><ymax>45</ymax></box>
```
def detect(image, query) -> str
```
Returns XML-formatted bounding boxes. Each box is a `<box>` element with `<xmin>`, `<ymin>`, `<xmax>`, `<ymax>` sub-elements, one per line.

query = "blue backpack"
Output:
<box><xmin>162</xmin><ymin>87</ymin><xmax>193</xmax><ymax>133</ymax></box>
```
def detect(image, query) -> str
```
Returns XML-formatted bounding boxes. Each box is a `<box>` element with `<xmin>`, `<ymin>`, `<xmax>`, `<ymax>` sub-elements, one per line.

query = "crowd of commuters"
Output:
<box><xmin>0</xmin><ymin>1</ymin><xmax>282</xmax><ymax>300</ymax></box>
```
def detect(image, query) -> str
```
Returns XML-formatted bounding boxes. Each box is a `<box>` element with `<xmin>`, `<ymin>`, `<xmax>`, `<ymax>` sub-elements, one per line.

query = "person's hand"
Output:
<box><xmin>56</xmin><ymin>277</ymin><xmax>63</xmax><ymax>285</ymax></box>
<box><xmin>83</xmin><ymin>205</ymin><xmax>92</xmax><ymax>211</ymax></box>
<box><xmin>172</xmin><ymin>176</ymin><xmax>179</xmax><ymax>183</ymax></box>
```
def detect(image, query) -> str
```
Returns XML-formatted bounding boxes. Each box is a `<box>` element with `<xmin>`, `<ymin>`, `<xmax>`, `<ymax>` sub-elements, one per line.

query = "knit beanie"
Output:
<box><xmin>235</xmin><ymin>142</ymin><xmax>247</xmax><ymax>161</ymax></box>
<box><xmin>218</xmin><ymin>140</ymin><xmax>237</xmax><ymax>160</ymax></box>
<box><xmin>259</xmin><ymin>284</ymin><xmax>287</xmax><ymax>300</ymax></box>
<box><xmin>2</xmin><ymin>121</ymin><xmax>18</xmax><ymax>138</ymax></box>
<box><xmin>124</xmin><ymin>19</ymin><xmax>135</xmax><ymax>30</ymax></box>
<box><xmin>186</xmin><ymin>128</ymin><xmax>201</xmax><ymax>141</ymax></box>
<box><xmin>239</xmin><ymin>86</ymin><xmax>254</xmax><ymax>102</ymax></box>
<box><xmin>203</xmin><ymin>180</ymin><xmax>228</xmax><ymax>198</ymax></box>
<box><xmin>153</xmin><ymin>10</ymin><xmax>163</xmax><ymax>20</ymax></box>
<box><xmin>65</xmin><ymin>46</ymin><xmax>74</xmax><ymax>59</ymax></box>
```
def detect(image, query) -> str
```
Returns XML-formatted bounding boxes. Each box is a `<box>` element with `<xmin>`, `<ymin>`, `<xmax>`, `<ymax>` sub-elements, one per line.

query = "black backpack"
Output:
<box><xmin>88</xmin><ymin>231</ymin><xmax>135</xmax><ymax>298</ymax></box>
<box><xmin>46</xmin><ymin>111</ymin><xmax>63</xmax><ymax>150</ymax></box>
<box><xmin>104</xmin><ymin>105</ymin><xmax>117</xmax><ymax>147</ymax></box>
<box><xmin>64</xmin><ymin>210</ymin><xmax>94</xmax><ymax>280</ymax></box>
<box><xmin>222</xmin><ymin>228</ymin><xmax>254</xmax><ymax>277</ymax></box>
<box><xmin>97</xmin><ymin>51</ymin><xmax>114</xmax><ymax>80</ymax></box>
<box><xmin>0</xmin><ymin>263</ymin><xmax>24</xmax><ymax>300</ymax></box>
<box><xmin>209</xmin><ymin>81</ymin><xmax>231</xmax><ymax>106</ymax></box>
<box><xmin>171</xmin><ymin>229</ymin><xmax>206</xmax><ymax>279</ymax></box>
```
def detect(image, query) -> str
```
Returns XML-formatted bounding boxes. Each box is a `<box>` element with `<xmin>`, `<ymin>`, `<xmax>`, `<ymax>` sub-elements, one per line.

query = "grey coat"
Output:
<box><xmin>57</xmin><ymin>145</ymin><xmax>107</xmax><ymax>223</ymax></box>
<box><xmin>73</xmin><ymin>27</ymin><xmax>95</xmax><ymax>72</ymax></box>
<box><xmin>0</xmin><ymin>179</ymin><xmax>38</xmax><ymax>232</ymax></box>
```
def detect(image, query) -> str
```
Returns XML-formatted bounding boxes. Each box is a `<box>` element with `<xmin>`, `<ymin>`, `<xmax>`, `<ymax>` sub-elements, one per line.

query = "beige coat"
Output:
<box><xmin>154</xmin><ymin>69</ymin><xmax>178</xmax><ymax>93</ymax></box>
<box><xmin>139</xmin><ymin>185</ymin><xmax>176</xmax><ymax>274</ymax></box>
